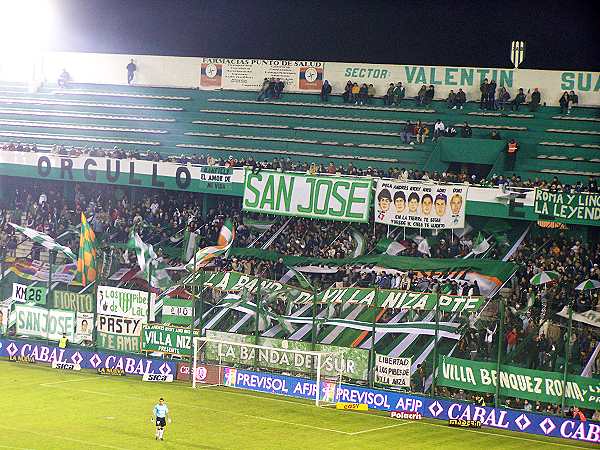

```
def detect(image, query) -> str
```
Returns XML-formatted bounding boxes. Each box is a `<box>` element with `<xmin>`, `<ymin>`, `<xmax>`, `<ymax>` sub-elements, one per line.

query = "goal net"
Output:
<box><xmin>192</xmin><ymin>336</ymin><xmax>342</xmax><ymax>407</ymax></box>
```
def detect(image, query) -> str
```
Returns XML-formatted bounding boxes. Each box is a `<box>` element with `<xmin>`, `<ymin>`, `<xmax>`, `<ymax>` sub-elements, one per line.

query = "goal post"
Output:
<box><xmin>192</xmin><ymin>336</ymin><xmax>343</xmax><ymax>407</ymax></box>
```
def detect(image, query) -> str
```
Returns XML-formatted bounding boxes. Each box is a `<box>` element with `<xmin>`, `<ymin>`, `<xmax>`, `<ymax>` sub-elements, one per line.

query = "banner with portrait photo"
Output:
<box><xmin>74</xmin><ymin>312</ymin><xmax>94</xmax><ymax>345</ymax></box>
<box><xmin>0</xmin><ymin>306</ymin><xmax>9</xmax><ymax>335</ymax></box>
<box><xmin>375</xmin><ymin>181</ymin><xmax>468</xmax><ymax>229</ymax></box>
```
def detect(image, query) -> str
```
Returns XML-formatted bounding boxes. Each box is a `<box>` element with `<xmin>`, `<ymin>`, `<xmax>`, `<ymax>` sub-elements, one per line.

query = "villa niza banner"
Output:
<box><xmin>438</xmin><ymin>356</ymin><xmax>600</xmax><ymax>410</ymax></box>
<box><xmin>142</xmin><ymin>324</ymin><xmax>199</xmax><ymax>357</ymax></box>
<box><xmin>534</xmin><ymin>189</ymin><xmax>600</xmax><ymax>227</ymax></box>
<box><xmin>375</xmin><ymin>180</ymin><xmax>468</xmax><ymax>229</ymax></box>
<box><xmin>203</xmin><ymin>271</ymin><xmax>485</xmax><ymax>313</ymax></box>
<box><xmin>243</xmin><ymin>170</ymin><xmax>372</xmax><ymax>223</ymax></box>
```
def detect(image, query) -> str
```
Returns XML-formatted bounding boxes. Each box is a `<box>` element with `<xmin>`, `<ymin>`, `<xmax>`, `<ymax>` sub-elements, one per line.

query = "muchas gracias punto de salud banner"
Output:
<box><xmin>375</xmin><ymin>180</ymin><xmax>468</xmax><ymax>229</ymax></box>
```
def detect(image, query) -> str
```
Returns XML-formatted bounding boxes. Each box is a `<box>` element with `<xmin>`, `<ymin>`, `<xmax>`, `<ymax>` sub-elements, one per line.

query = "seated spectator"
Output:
<box><xmin>415</xmin><ymin>121</ymin><xmax>429</xmax><ymax>144</ymax></box>
<box><xmin>490</xmin><ymin>129</ymin><xmax>501</xmax><ymax>140</ymax></box>
<box><xmin>455</xmin><ymin>88</ymin><xmax>466</xmax><ymax>109</ymax></box>
<box><xmin>320</xmin><ymin>80</ymin><xmax>332</xmax><ymax>102</ymax></box>
<box><xmin>529</xmin><ymin>88</ymin><xmax>541</xmax><ymax>112</ymax></box>
<box><xmin>423</xmin><ymin>85</ymin><xmax>435</xmax><ymax>105</ymax></box>
<box><xmin>351</xmin><ymin>83</ymin><xmax>360</xmax><ymax>104</ymax></box>
<box><xmin>461</xmin><ymin>122</ymin><xmax>472</xmax><ymax>138</ymax></box>
<box><xmin>568</xmin><ymin>90</ymin><xmax>579</xmax><ymax>113</ymax></box>
<box><xmin>401</xmin><ymin>121</ymin><xmax>414</xmax><ymax>144</ymax></box>
<box><xmin>273</xmin><ymin>78</ymin><xmax>284</xmax><ymax>99</ymax></box>
<box><xmin>367</xmin><ymin>84</ymin><xmax>376</xmax><ymax>104</ymax></box>
<box><xmin>58</xmin><ymin>69</ymin><xmax>70</xmax><ymax>88</ymax></box>
<box><xmin>559</xmin><ymin>91</ymin><xmax>570</xmax><ymax>114</ymax></box>
<box><xmin>444</xmin><ymin>126</ymin><xmax>457</xmax><ymax>137</ymax></box>
<box><xmin>415</xmin><ymin>85</ymin><xmax>427</xmax><ymax>105</ymax></box>
<box><xmin>433</xmin><ymin>119</ymin><xmax>445</xmax><ymax>142</ymax></box>
<box><xmin>384</xmin><ymin>83</ymin><xmax>395</xmax><ymax>106</ymax></box>
<box><xmin>446</xmin><ymin>90</ymin><xmax>456</xmax><ymax>109</ymax></box>
<box><xmin>257</xmin><ymin>78</ymin><xmax>270</xmax><ymax>101</ymax></box>
<box><xmin>393</xmin><ymin>82</ymin><xmax>405</xmax><ymax>105</ymax></box>
<box><xmin>342</xmin><ymin>81</ymin><xmax>352</xmax><ymax>103</ymax></box>
<box><xmin>511</xmin><ymin>88</ymin><xmax>526</xmax><ymax>111</ymax></box>
<box><xmin>497</xmin><ymin>87</ymin><xmax>510</xmax><ymax>110</ymax></box>
<box><xmin>358</xmin><ymin>83</ymin><xmax>368</xmax><ymax>105</ymax></box>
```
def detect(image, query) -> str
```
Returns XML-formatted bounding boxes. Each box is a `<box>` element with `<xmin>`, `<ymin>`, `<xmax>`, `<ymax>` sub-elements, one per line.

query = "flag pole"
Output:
<box><xmin>47</xmin><ymin>250</ymin><xmax>55</xmax><ymax>343</ymax></box>
<box><xmin>560</xmin><ymin>302</ymin><xmax>573</xmax><ymax>416</ymax></box>
<box><xmin>494</xmin><ymin>297</ymin><xmax>505</xmax><ymax>409</ymax></box>
<box><xmin>431</xmin><ymin>292</ymin><xmax>440</xmax><ymax>396</ymax></box>
<box><xmin>146</xmin><ymin>262</ymin><xmax>153</xmax><ymax>324</ymax></box>
<box><xmin>189</xmin><ymin>247</ymin><xmax>197</xmax><ymax>382</ymax></box>
<box><xmin>369</xmin><ymin>287</ymin><xmax>378</xmax><ymax>388</ymax></box>
<box><xmin>311</xmin><ymin>286</ymin><xmax>317</xmax><ymax>351</ymax></box>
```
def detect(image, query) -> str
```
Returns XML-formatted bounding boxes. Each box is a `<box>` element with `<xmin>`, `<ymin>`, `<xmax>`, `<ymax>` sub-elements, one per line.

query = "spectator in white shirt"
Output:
<box><xmin>433</xmin><ymin>120</ymin><xmax>445</xmax><ymax>142</ymax></box>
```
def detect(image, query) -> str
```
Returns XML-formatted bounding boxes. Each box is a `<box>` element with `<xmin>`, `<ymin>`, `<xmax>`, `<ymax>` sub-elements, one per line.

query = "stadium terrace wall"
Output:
<box><xmin>1</xmin><ymin>52</ymin><xmax>598</xmax><ymax>106</ymax></box>
<box><xmin>223</xmin><ymin>368</ymin><xmax>599</xmax><ymax>444</ymax></box>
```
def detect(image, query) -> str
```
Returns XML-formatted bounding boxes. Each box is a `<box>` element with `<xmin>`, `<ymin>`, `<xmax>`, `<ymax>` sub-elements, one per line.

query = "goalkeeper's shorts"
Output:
<box><xmin>156</xmin><ymin>417</ymin><xmax>166</xmax><ymax>427</ymax></box>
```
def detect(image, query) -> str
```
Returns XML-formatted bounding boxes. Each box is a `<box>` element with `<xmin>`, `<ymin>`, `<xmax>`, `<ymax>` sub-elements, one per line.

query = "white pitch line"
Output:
<box><xmin>0</xmin><ymin>425</ymin><xmax>132</xmax><ymax>450</ymax></box>
<box><xmin>39</xmin><ymin>378</ymin><xmax>98</xmax><ymax>386</ymax></box>
<box><xmin>0</xmin><ymin>445</ymin><xmax>36</xmax><ymax>450</ymax></box>
<box><xmin>348</xmin><ymin>421</ymin><xmax>412</xmax><ymax>435</ymax></box>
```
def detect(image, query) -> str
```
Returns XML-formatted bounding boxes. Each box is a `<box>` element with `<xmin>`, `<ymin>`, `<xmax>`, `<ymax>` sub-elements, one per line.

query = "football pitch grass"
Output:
<box><xmin>2</xmin><ymin>361</ymin><xmax>597</xmax><ymax>450</ymax></box>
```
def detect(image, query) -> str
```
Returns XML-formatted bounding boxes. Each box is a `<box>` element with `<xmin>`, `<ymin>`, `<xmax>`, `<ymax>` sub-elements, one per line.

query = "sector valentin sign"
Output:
<box><xmin>243</xmin><ymin>170</ymin><xmax>372</xmax><ymax>223</ymax></box>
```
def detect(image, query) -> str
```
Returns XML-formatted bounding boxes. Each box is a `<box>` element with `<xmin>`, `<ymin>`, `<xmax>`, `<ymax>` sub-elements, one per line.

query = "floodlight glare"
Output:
<box><xmin>0</xmin><ymin>0</ymin><xmax>55</xmax><ymax>52</ymax></box>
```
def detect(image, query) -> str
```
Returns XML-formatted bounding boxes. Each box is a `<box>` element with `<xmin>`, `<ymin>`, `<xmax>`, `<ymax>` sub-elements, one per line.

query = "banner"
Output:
<box><xmin>12</xmin><ymin>283</ymin><xmax>47</xmax><ymax>305</ymax></box>
<box><xmin>52</xmin><ymin>290</ymin><xmax>94</xmax><ymax>313</ymax></box>
<box><xmin>438</xmin><ymin>356</ymin><xmax>600</xmax><ymax>410</ymax></box>
<box><xmin>96</xmin><ymin>315</ymin><xmax>143</xmax><ymax>336</ymax></box>
<box><xmin>557</xmin><ymin>307</ymin><xmax>600</xmax><ymax>329</ymax></box>
<box><xmin>375</xmin><ymin>355</ymin><xmax>411</xmax><ymax>388</ymax></box>
<box><xmin>97</xmin><ymin>286</ymin><xmax>156</xmax><ymax>322</ymax></box>
<box><xmin>74</xmin><ymin>312</ymin><xmax>94</xmax><ymax>344</ymax></box>
<box><xmin>199</xmin><ymin>58</ymin><xmax>323</xmax><ymax>92</ymax></box>
<box><xmin>0</xmin><ymin>338</ymin><xmax>176</xmax><ymax>376</ymax></box>
<box><xmin>97</xmin><ymin>331</ymin><xmax>141</xmax><ymax>353</ymax></box>
<box><xmin>203</xmin><ymin>271</ymin><xmax>485</xmax><ymax>312</ymax></box>
<box><xmin>176</xmin><ymin>362</ymin><xmax>222</xmax><ymax>384</ymax></box>
<box><xmin>375</xmin><ymin>180</ymin><xmax>467</xmax><ymax>229</ymax></box>
<box><xmin>243</xmin><ymin>170</ymin><xmax>372</xmax><ymax>223</ymax></box>
<box><xmin>6</xmin><ymin>258</ymin><xmax>78</xmax><ymax>283</ymax></box>
<box><xmin>15</xmin><ymin>304</ymin><xmax>75</xmax><ymax>341</ymax></box>
<box><xmin>0</xmin><ymin>306</ymin><xmax>8</xmax><ymax>334</ymax></box>
<box><xmin>220</xmin><ymin>367</ymin><xmax>600</xmax><ymax>444</ymax></box>
<box><xmin>534</xmin><ymin>189</ymin><xmax>600</xmax><ymax>227</ymax></box>
<box><xmin>162</xmin><ymin>298</ymin><xmax>193</xmax><ymax>325</ymax></box>
<box><xmin>142</xmin><ymin>324</ymin><xmax>199</xmax><ymax>357</ymax></box>
<box><xmin>206</xmin><ymin>330</ymin><xmax>369</xmax><ymax>381</ymax></box>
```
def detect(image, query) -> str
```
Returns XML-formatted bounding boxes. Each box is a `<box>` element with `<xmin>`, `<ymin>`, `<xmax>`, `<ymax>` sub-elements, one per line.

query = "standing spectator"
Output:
<box><xmin>274</xmin><ymin>79</ymin><xmax>284</xmax><ymax>99</ymax></box>
<box><xmin>506</xmin><ymin>327</ymin><xmax>518</xmax><ymax>354</ymax></box>
<box><xmin>257</xmin><ymin>78</ymin><xmax>270</xmax><ymax>101</ymax></box>
<box><xmin>497</xmin><ymin>87</ymin><xmax>510</xmax><ymax>110</ymax></box>
<box><xmin>351</xmin><ymin>83</ymin><xmax>360</xmax><ymax>104</ymax></box>
<box><xmin>393</xmin><ymin>82</ymin><xmax>405</xmax><ymax>105</ymax></box>
<box><xmin>415</xmin><ymin>85</ymin><xmax>427</xmax><ymax>106</ymax></box>
<box><xmin>480</xmin><ymin>78</ymin><xmax>489</xmax><ymax>109</ymax></box>
<box><xmin>342</xmin><ymin>81</ymin><xmax>352</xmax><ymax>103</ymax></box>
<box><xmin>358</xmin><ymin>83</ymin><xmax>368</xmax><ymax>105</ymax></box>
<box><xmin>559</xmin><ymin>91</ymin><xmax>570</xmax><ymax>114</ymax></box>
<box><xmin>487</xmin><ymin>79</ymin><xmax>497</xmax><ymax>110</ymax></box>
<box><xmin>57</xmin><ymin>69</ymin><xmax>70</xmax><ymax>88</ymax></box>
<box><xmin>506</xmin><ymin>139</ymin><xmax>519</xmax><ymax>170</ymax></box>
<box><xmin>461</xmin><ymin>122</ymin><xmax>472</xmax><ymax>138</ymax></box>
<box><xmin>455</xmin><ymin>88</ymin><xmax>466</xmax><ymax>109</ymax></box>
<box><xmin>126</xmin><ymin>59</ymin><xmax>137</xmax><ymax>85</ymax></box>
<box><xmin>367</xmin><ymin>84</ymin><xmax>376</xmax><ymax>104</ymax></box>
<box><xmin>384</xmin><ymin>83</ymin><xmax>395</xmax><ymax>106</ymax></box>
<box><xmin>401</xmin><ymin>121</ymin><xmax>414</xmax><ymax>144</ymax></box>
<box><xmin>320</xmin><ymin>80</ymin><xmax>332</xmax><ymax>102</ymax></box>
<box><xmin>423</xmin><ymin>85</ymin><xmax>435</xmax><ymax>105</ymax></box>
<box><xmin>446</xmin><ymin>90</ymin><xmax>457</xmax><ymax>109</ymax></box>
<box><xmin>511</xmin><ymin>88</ymin><xmax>526</xmax><ymax>111</ymax></box>
<box><xmin>529</xmin><ymin>88</ymin><xmax>541</xmax><ymax>112</ymax></box>
<box><xmin>568</xmin><ymin>90</ymin><xmax>579</xmax><ymax>113</ymax></box>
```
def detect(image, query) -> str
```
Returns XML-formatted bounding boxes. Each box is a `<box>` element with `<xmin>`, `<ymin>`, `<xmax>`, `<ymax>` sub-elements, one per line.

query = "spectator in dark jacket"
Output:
<box><xmin>461</xmin><ymin>122</ymin><xmax>472</xmax><ymax>138</ymax></box>
<box><xmin>393</xmin><ymin>83</ymin><xmax>405</xmax><ymax>105</ymax></box>
<box><xmin>559</xmin><ymin>91</ymin><xmax>570</xmax><ymax>114</ymax></box>
<box><xmin>497</xmin><ymin>87</ymin><xmax>510</xmax><ymax>110</ymax></box>
<box><xmin>342</xmin><ymin>81</ymin><xmax>352</xmax><ymax>103</ymax></box>
<box><xmin>568</xmin><ymin>90</ymin><xmax>579</xmax><ymax>113</ymax></box>
<box><xmin>401</xmin><ymin>121</ymin><xmax>414</xmax><ymax>144</ymax></box>
<box><xmin>415</xmin><ymin>85</ymin><xmax>427</xmax><ymax>105</ymax></box>
<box><xmin>511</xmin><ymin>88</ymin><xmax>526</xmax><ymax>111</ymax></box>
<box><xmin>423</xmin><ymin>85</ymin><xmax>435</xmax><ymax>105</ymax></box>
<box><xmin>384</xmin><ymin>83</ymin><xmax>395</xmax><ymax>106</ymax></box>
<box><xmin>447</xmin><ymin>90</ymin><xmax>456</xmax><ymax>109</ymax></box>
<box><xmin>455</xmin><ymin>88</ymin><xmax>466</xmax><ymax>109</ymax></box>
<box><xmin>274</xmin><ymin>79</ymin><xmax>284</xmax><ymax>99</ymax></box>
<box><xmin>487</xmin><ymin>79</ymin><xmax>497</xmax><ymax>110</ymax></box>
<box><xmin>529</xmin><ymin>88</ymin><xmax>541</xmax><ymax>112</ymax></box>
<box><xmin>480</xmin><ymin>78</ymin><xmax>489</xmax><ymax>109</ymax></box>
<box><xmin>320</xmin><ymin>80</ymin><xmax>332</xmax><ymax>102</ymax></box>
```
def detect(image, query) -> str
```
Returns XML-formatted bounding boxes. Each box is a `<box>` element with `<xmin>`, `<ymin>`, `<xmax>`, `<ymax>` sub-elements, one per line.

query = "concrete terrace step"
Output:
<box><xmin>0</xmin><ymin>96</ymin><xmax>184</xmax><ymax>111</ymax></box>
<box><xmin>0</xmin><ymin>130</ymin><xmax>161</xmax><ymax>146</ymax></box>
<box><xmin>0</xmin><ymin>107</ymin><xmax>176</xmax><ymax>123</ymax></box>
<box><xmin>52</xmin><ymin>90</ymin><xmax>191</xmax><ymax>101</ymax></box>
<box><xmin>0</xmin><ymin>118</ymin><xmax>168</xmax><ymax>134</ymax></box>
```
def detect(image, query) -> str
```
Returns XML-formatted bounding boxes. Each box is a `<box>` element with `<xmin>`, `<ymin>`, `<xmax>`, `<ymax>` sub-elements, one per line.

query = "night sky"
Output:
<box><xmin>49</xmin><ymin>0</ymin><xmax>599</xmax><ymax>71</ymax></box>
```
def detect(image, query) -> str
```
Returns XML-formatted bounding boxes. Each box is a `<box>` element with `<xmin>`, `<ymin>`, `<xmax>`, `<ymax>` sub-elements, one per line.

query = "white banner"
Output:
<box><xmin>375</xmin><ymin>355</ymin><xmax>411</xmax><ymax>387</ymax></box>
<box><xmin>15</xmin><ymin>304</ymin><xmax>76</xmax><ymax>341</ymax></box>
<box><xmin>375</xmin><ymin>180</ymin><xmax>467</xmax><ymax>229</ymax></box>
<box><xmin>96</xmin><ymin>314</ymin><xmax>143</xmax><ymax>337</ymax></box>
<box><xmin>199</xmin><ymin>58</ymin><xmax>324</xmax><ymax>92</ymax></box>
<box><xmin>557</xmin><ymin>307</ymin><xmax>600</xmax><ymax>329</ymax></box>
<box><xmin>12</xmin><ymin>283</ymin><xmax>28</xmax><ymax>303</ymax></box>
<box><xmin>0</xmin><ymin>306</ymin><xmax>9</xmax><ymax>334</ymax></box>
<box><xmin>97</xmin><ymin>286</ymin><xmax>156</xmax><ymax>322</ymax></box>
<box><xmin>74</xmin><ymin>312</ymin><xmax>94</xmax><ymax>344</ymax></box>
<box><xmin>142</xmin><ymin>373</ymin><xmax>174</xmax><ymax>383</ymax></box>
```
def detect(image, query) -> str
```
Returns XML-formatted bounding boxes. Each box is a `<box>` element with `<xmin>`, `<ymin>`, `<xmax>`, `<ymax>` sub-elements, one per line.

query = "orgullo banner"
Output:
<box><xmin>199</xmin><ymin>58</ymin><xmax>323</xmax><ymax>92</ymax></box>
<box><xmin>438</xmin><ymin>356</ymin><xmax>600</xmax><ymax>410</ymax></box>
<box><xmin>375</xmin><ymin>180</ymin><xmax>468</xmax><ymax>229</ymax></box>
<box><xmin>52</xmin><ymin>290</ymin><xmax>94</xmax><ymax>312</ymax></box>
<box><xmin>375</xmin><ymin>355</ymin><xmax>411</xmax><ymax>388</ymax></box>
<box><xmin>243</xmin><ymin>170</ymin><xmax>373</xmax><ymax>223</ymax></box>
<box><xmin>97</xmin><ymin>286</ymin><xmax>156</xmax><ymax>322</ymax></box>
<box><xmin>534</xmin><ymin>189</ymin><xmax>600</xmax><ymax>227</ymax></box>
<box><xmin>15</xmin><ymin>304</ymin><xmax>76</xmax><ymax>341</ymax></box>
<box><xmin>206</xmin><ymin>330</ymin><xmax>369</xmax><ymax>381</ymax></box>
<box><xmin>142</xmin><ymin>324</ymin><xmax>199</xmax><ymax>357</ymax></box>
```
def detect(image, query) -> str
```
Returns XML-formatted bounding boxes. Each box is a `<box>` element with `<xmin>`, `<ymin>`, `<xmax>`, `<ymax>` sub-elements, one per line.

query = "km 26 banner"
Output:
<box><xmin>438</xmin><ymin>356</ymin><xmax>600</xmax><ymax>410</ymax></box>
<box><xmin>534</xmin><ymin>189</ymin><xmax>600</xmax><ymax>227</ymax></box>
<box><xmin>97</xmin><ymin>286</ymin><xmax>156</xmax><ymax>322</ymax></box>
<box><xmin>375</xmin><ymin>180</ymin><xmax>468</xmax><ymax>229</ymax></box>
<box><xmin>243</xmin><ymin>170</ymin><xmax>372</xmax><ymax>223</ymax></box>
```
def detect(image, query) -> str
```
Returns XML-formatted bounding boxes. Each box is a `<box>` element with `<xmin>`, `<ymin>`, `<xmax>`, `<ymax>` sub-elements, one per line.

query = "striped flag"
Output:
<box><xmin>9</xmin><ymin>223</ymin><xmax>77</xmax><ymax>261</ymax></box>
<box><xmin>131</xmin><ymin>231</ymin><xmax>172</xmax><ymax>290</ymax></box>
<box><xmin>181</xmin><ymin>230</ymin><xmax>198</xmax><ymax>262</ymax></box>
<box><xmin>186</xmin><ymin>219</ymin><xmax>235</xmax><ymax>271</ymax></box>
<box><xmin>76</xmin><ymin>213</ymin><xmax>97</xmax><ymax>286</ymax></box>
<box><xmin>472</xmin><ymin>232</ymin><xmax>491</xmax><ymax>255</ymax></box>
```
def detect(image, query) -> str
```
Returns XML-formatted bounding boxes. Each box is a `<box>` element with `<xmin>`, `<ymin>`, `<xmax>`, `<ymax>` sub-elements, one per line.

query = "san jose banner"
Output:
<box><xmin>375</xmin><ymin>180</ymin><xmax>468</xmax><ymax>229</ymax></box>
<box><xmin>15</xmin><ymin>304</ymin><xmax>75</xmax><ymax>341</ymax></box>
<box><xmin>206</xmin><ymin>330</ymin><xmax>369</xmax><ymax>381</ymax></box>
<box><xmin>142</xmin><ymin>324</ymin><xmax>199</xmax><ymax>357</ymax></box>
<box><xmin>438</xmin><ymin>356</ymin><xmax>600</xmax><ymax>410</ymax></box>
<box><xmin>534</xmin><ymin>189</ymin><xmax>600</xmax><ymax>227</ymax></box>
<box><xmin>97</xmin><ymin>286</ymin><xmax>156</xmax><ymax>322</ymax></box>
<box><xmin>243</xmin><ymin>170</ymin><xmax>372</xmax><ymax>223</ymax></box>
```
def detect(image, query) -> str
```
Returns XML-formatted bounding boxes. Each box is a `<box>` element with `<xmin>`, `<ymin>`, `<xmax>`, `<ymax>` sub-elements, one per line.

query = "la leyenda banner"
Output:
<box><xmin>222</xmin><ymin>368</ymin><xmax>599</xmax><ymax>444</ymax></box>
<box><xmin>375</xmin><ymin>180</ymin><xmax>468</xmax><ymax>229</ymax></box>
<box><xmin>243</xmin><ymin>170</ymin><xmax>372</xmax><ymax>223</ymax></box>
<box><xmin>534</xmin><ymin>189</ymin><xmax>600</xmax><ymax>227</ymax></box>
<box><xmin>0</xmin><ymin>338</ymin><xmax>176</xmax><ymax>376</ymax></box>
<box><xmin>438</xmin><ymin>356</ymin><xmax>600</xmax><ymax>410</ymax></box>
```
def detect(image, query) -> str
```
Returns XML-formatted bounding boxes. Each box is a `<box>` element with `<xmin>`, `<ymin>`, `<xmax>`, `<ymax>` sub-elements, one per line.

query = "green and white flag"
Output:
<box><xmin>9</xmin><ymin>223</ymin><xmax>76</xmax><ymax>261</ymax></box>
<box><xmin>244</xmin><ymin>217</ymin><xmax>276</xmax><ymax>232</ymax></box>
<box><xmin>351</xmin><ymin>229</ymin><xmax>367</xmax><ymax>257</ymax></box>
<box><xmin>472</xmin><ymin>232</ymin><xmax>491</xmax><ymax>255</ymax></box>
<box><xmin>181</xmin><ymin>230</ymin><xmax>198</xmax><ymax>262</ymax></box>
<box><xmin>375</xmin><ymin>238</ymin><xmax>406</xmax><ymax>256</ymax></box>
<box><xmin>132</xmin><ymin>232</ymin><xmax>172</xmax><ymax>289</ymax></box>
